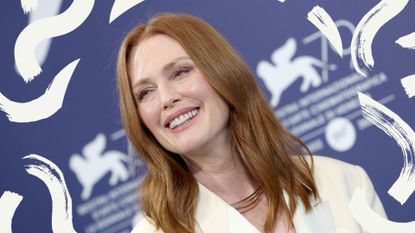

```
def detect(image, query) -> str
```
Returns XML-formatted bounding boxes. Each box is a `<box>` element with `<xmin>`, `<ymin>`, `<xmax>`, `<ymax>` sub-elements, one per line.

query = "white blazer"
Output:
<box><xmin>131</xmin><ymin>156</ymin><xmax>387</xmax><ymax>233</ymax></box>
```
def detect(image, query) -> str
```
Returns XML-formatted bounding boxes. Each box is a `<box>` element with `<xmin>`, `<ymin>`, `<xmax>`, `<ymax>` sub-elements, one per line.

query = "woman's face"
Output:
<box><xmin>130</xmin><ymin>34</ymin><xmax>230</xmax><ymax>157</ymax></box>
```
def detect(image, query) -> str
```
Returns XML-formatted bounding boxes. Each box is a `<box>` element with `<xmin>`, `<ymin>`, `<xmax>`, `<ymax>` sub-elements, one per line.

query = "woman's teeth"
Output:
<box><xmin>168</xmin><ymin>109</ymin><xmax>199</xmax><ymax>129</ymax></box>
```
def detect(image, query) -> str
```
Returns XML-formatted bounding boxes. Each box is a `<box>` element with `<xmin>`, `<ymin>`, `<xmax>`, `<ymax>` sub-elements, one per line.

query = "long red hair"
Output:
<box><xmin>117</xmin><ymin>13</ymin><xmax>318</xmax><ymax>233</ymax></box>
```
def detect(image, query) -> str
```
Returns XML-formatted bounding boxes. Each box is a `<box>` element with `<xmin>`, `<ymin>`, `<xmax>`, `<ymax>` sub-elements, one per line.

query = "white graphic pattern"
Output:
<box><xmin>70</xmin><ymin>133</ymin><xmax>130</xmax><ymax>200</ymax></box>
<box><xmin>307</xmin><ymin>6</ymin><xmax>343</xmax><ymax>57</ymax></box>
<box><xmin>0</xmin><ymin>191</ymin><xmax>23</xmax><ymax>233</ymax></box>
<box><xmin>23</xmin><ymin>154</ymin><xmax>77</xmax><ymax>233</ymax></box>
<box><xmin>257</xmin><ymin>38</ymin><xmax>335</xmax><ymax>107</ymax></box>
<box><xmin>358</xmin><ymin>92</ymin><xmax>415</xmax><ymax>205</ymax></box>
<box><xmin>1</xmin><ymin>1</ymin><xmax>415</xmax><ymax>232</ymax></box>
<box><xmin>27</xmin><ymin>0</ymin><xmax>64</xmax><ymax>68</ymax></box>
<box><xmin>109</xmin><ymin>0</ymin><xmax>146</xmax><ymax>23</ymax></box>
<box><xmin>0</xmin><ymin>59</ymin><xmax>80</xmax><ymax>123</ymax></box>
<box><xmin>351</xmin><ymin>0</ymin><xmax>409</xmax><ymax>76</ymax></box>
<box><xmin>349</xmin><ymin>188</ymin><xmax>415</xmax><ymax>233</ymax></box>
<box><xmin>396</xmin><ymin>32</ymin><xmax>415</xmax><ymax>50</ymax></box>
<box><xmin>401</xmin><ymin>75</ymin><xmax>415</xmax><ymax>99</ymax></box>
<box><xmin>15</xmin><ymin>0</ymin><xmax>94</xmax><ymax>82</ymax></box>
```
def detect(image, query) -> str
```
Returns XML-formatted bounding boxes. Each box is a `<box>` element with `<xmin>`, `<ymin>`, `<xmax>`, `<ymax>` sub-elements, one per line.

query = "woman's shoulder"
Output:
<box><xmin>304</xmin><ymin>156</ymin><xmax>387</xmax><ymax>222</ymax></box>
<box><xmin>307</xmin><ymin>155</ymin><xmax>355</xmax><ymax>167</ymax></box>
<box><xmin>303</xmin><ymin>155</ymin><xmax>386</xmax><ymax>214</ymax></box>
<box><xmin>304</xmin><ymin>155</ymin><xmax>362</xmax><ymax>176</ymax></box>
<box><xmin>299</xmin><ymin>155</ymin><xmax>373</xmax><ymax>192</ymax></box>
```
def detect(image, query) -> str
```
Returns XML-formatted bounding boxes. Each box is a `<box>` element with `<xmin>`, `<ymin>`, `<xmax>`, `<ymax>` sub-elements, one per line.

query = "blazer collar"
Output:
<box><xmin>196</xmin><ymin>184</ymin><xmax>336</xmax><ymax>233</ymax></box>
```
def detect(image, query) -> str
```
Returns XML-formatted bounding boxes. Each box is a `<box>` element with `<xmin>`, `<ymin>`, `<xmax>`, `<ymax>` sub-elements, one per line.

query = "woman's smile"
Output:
<box><xmin>165</xmin><ymin>106</ymin><xmax>200</xmax><ymax>132</ymax></box>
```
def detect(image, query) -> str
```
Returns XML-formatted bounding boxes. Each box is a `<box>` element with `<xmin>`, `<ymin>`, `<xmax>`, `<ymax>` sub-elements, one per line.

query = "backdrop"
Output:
<box><xmin>1</xmin><ymin>0</ymin><xmax>415</xmax><ymax>232</ymax></box>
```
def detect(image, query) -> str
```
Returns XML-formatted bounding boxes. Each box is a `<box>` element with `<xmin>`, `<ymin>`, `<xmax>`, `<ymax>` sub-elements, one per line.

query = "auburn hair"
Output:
<box><xmin>117</xmin><ymin>13</ymin><xmax>318</xmax><ymax>233</ymax></box>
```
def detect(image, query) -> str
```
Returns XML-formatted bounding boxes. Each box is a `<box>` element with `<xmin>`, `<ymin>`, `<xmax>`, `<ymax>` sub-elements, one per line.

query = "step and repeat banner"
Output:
<box><xmin>1</xmin><ymin>0</ymin><xmax>415</xmax><ymax>232</ymax></box>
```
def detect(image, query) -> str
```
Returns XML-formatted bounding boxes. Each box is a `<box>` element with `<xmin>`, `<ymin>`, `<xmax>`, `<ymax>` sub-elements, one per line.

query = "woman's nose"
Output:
<box><xmin>159</xmin><ymin>84</ymin><xmax>180</xmax><ymax>110</ymax></box>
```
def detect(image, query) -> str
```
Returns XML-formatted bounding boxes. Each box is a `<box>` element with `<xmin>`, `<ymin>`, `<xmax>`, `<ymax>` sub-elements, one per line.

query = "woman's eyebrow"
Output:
<box><xmin>132</xmin><ymin>56</ymin><xmax>191</xmax><ymax>91</ymax></box>
<box><xmin>161</xmin><ymin>56</ymin><xmax>191</xmax><ymax>74</ymax></box>
<box><xmin>132</xmin><ymin>78</ymin><xmax>151</xmax><ymax>93</ymax></box>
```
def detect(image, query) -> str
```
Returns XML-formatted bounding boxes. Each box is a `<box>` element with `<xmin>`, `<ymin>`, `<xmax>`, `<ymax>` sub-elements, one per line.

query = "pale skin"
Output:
<box><xmin>130</xmin><ymin>34</ymin><xmax>295</xmax><ymax>233</ymax></box>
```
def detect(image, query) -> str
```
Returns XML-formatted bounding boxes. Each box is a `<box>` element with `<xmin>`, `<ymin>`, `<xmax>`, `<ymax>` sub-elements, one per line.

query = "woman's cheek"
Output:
<box><xmin>139</xmin><ymin>104</ymin><xmax>160</xmax><ymax>130</ymax></box>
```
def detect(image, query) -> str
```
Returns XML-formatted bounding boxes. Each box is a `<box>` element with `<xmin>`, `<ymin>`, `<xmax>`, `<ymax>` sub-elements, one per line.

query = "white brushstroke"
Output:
<box><xmin>278</xmin><ymin>0</ymin><xmax>286</xmax><ymax>2</ymax></box>
<box><xmin>16</xmin><ymin>0</ymin><xmax>63</xmax><ymax>75</ymax></box>
<box><xmin>349</xmin><ymin>188</ymin><xmax>415</xmax><ymax>232</ymax></box>
<box><xmin>351</xmin><ymin>0</ymin><xmax>409</xmax><ymax>76</ymax></box>
<box><xmin>23</xmin><ymin>154</ymin><xmax>77</xmax><ymax>233</ymax></box>
<box><xmin>14</xmin><ymin>0</ymin><xmax>94</xmax><ymax>82</ymax></box>
<box><xmin>0</xmin><ymin>191</ymin><xmax>23</xmax><ymax>233</ymax></box>
<box><xmin>396</xmin><ymin>32</ymin><xmax>415</xmax><ymax>50</ymax></box>
<box><xmin>21</xmin><ymin>0</ymin><xmax>38</xmax><ymax>14</ymax></box>
<box><xmin>109</xmin><ymin>0</ymin><xmax>145</xmax><ymax>23</ymax></box>
<box><xmin>0</xmin><ymin>59</ymin><xmax>80</xmax><ymax>123</ymax></box>
<box><xmin>401</xmin><ymin>75</ymin><xmax>415</xmax><ymax>98</ymax></box>
<box><xmin>358</xmin><ymin>92</ymin><xmax>415</xmax><ymax>204</ymax></box>
<box><xmin>307</xmin><ymin>6</ymin><xmax>343</xmax><ymax>57</ymax></box>
<box><xmin>28</xmin><ymin>0</ymin><xmax>64</xmax><ymax>68</ymax></box>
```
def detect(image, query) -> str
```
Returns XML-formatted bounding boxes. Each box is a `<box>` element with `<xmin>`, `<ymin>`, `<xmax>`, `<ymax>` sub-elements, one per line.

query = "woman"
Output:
<box><xmin>117</xmin><ymin>13</ymin><xmax>386</xmax><ymax>233</ymax></box>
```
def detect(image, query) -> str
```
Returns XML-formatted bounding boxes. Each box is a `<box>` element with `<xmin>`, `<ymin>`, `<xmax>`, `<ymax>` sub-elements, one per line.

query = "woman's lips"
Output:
<box><xmin>164</xmin><ymin>106</ymin><xmax>200</xmax><ymax>127</ymax></box>
<box><xmin>168</xmin><ymin>107</ymin><xmax>200</xmax><ymax>133</ymax></box>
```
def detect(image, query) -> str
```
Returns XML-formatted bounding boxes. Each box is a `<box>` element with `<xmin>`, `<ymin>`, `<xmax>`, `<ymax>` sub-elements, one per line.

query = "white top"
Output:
<box><xmin>131</xmin><ymin>156</ymin><xmax>387</xmax><ymax>233</ymax></box>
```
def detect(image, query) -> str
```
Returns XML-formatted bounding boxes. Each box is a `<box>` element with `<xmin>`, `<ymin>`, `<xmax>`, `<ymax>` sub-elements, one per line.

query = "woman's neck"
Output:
<box><xmin>183</xmin><ymin>145</ymin><xmax>258</xmax><ymax>205</ymax></box>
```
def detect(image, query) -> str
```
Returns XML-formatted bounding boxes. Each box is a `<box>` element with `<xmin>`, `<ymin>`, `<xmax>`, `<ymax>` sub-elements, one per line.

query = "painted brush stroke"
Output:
<box><xmin>0</xmin><ymin>191</ymin><xmax>23</xmax><ymax>233</ymax></box>
<box><xmin>307</xmin><ymin>6</ymin><xmax>343</xmax><ymax>57</ymax></box>
<box><xmin>0</xmin><ymin>59</ymin><xmax>80</xmax><ymax>123</ymax></box>
<box><xmin>396</xmin><ymin>32</ymin><xmax>415</xmax><ymax>50</ymax></box>
<box><xmin>27</xmin><ymin>0</ymin><xmax>64</xmax><ymax>68</ymax></box>
<box><xmin>15</xmin><ymin>0</ymin><xmax>94</xmax><ymax>82</ymax></box>
<box><xmin>349</xmin><ymin>188</ymin><xmax>415</xmax><ymax>232</ymax></box>
<box><xmin>358</xmin><ymin>92</ymin><xmax>415</xmax><ymax>204</ymax></box>
<box><xmin>401</xmin><ymin>75</ymin><xmax>415</xmax><ymax>98</ymax></box>
<box><xmin>351</xmin><ymin>0</ymin><xmax>409</xmax><ymax>76</ymax></box>
<box><xmin>23</xmin><ymin>154</ymin><xmax>77</xmax><ymax>233</ymax></box>
<box><xmin>20</xmin><ymin>0</ymin><xmax>37</xmax><ymax>14</ymax></box>
<box><xmin>109</xmin><ymin>0</ymin><xmax>145</xmax><ymax>23</ymax></box>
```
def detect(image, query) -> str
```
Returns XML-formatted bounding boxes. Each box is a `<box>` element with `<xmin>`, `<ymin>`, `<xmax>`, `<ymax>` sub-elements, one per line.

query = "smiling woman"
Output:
<box><xmin>116</xmin><ymin>13</ymin><xmax>386</xmax><ymax>233</ymax></box>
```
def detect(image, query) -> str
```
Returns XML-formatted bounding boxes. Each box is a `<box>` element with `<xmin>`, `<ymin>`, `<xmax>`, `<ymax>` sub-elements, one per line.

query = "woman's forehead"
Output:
<box><xmin>129</xmin><ymin>34</ymin><xmax>192</xmax><ymax>83</ymax></box>
<box><xmin>136</xmin><ymin>34</ymin><xmax>186</xmax><ymax>60</ymax></box>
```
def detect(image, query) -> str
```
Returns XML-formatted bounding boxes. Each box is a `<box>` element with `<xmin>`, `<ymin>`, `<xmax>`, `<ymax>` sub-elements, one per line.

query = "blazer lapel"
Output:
<box><xmin>227</xmin><ymin>206</ymin><xmax>261</xmax><ymax>233</ymax></box>
<box><xmin>195</xmin><ymin>184</ymin><xmax>229</xmax><ymax>233</ymax></box>
<box><xmin>196</xmin><ymin>184</ymin><xmax>260</xmax><ymax>233</ymax></box>
<box><xmin>288</xmin><ymin>194</ymin><xmax>337</xmax><ymax>233</ymax></box>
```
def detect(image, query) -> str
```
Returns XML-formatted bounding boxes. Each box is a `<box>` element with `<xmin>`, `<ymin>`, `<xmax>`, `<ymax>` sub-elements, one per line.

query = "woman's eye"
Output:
<box><xmin>137</xmin><ymin>89</ymin><xmax>152</xmax><ymax>102</ymax></box>
<box><xmin>173</xmin><ymin>67</ymin><xmax>193</xmax><ymax>78</ymax></box>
